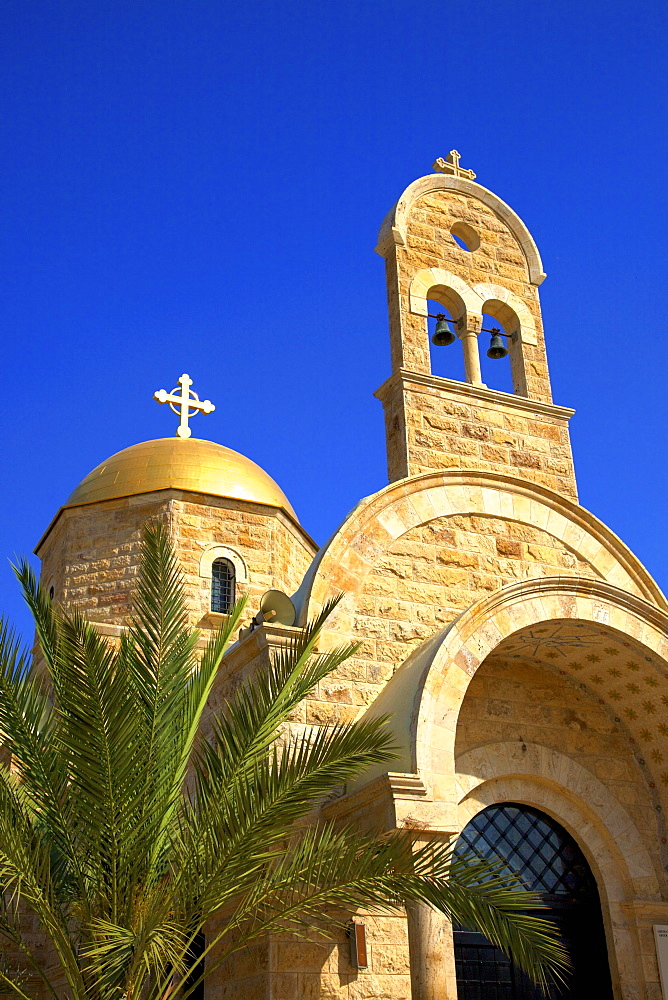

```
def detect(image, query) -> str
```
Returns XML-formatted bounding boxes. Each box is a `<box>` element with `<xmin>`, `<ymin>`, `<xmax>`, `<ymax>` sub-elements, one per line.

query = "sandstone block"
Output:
<box><xmin>496</xmin><ymin>538</ymin><xmax>522</xmax><ymax>558</ymax></box>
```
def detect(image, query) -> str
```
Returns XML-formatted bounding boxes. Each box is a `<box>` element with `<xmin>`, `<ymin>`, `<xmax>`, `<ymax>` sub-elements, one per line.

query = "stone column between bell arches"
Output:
<box><xmin>454</xmin><ymin>747</ymin><xmax>663</xmax><ymax>1000</ymax></box>
<box><xmin>459</xmin><ymin>312</ymin><xmax>484</xmax><ymax>386</ymax></box>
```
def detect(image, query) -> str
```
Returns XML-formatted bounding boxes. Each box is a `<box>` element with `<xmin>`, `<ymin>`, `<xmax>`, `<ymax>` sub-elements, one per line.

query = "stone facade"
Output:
<box><xmin>34</xmin><ymin>167</ymin><xmax>668</xmax><ymax>999</ymax></box>
<box><xmin>375</xmin><ymin>373</ymin><xmax>577</xmax><ymax>498</ymax></box>
<box><xmin>37</xmin><ymin>490</ymin><xmax>316</xmax><ymax>630</ymax></box>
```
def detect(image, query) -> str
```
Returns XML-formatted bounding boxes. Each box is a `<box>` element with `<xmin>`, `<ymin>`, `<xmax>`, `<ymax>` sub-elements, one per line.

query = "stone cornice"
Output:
<box><xmin>87</xmin><ymin>617</ymin><xmax>306</xmax><ymax>664</ymax></box>
<box><xmin>217</xmin><ymin>621</ymin><xmax>306</xmax><ymax>680</ymax></box>
<box><xmin>375</xmin><ymin>369</ymin><xmax>575</xmax><ymax>422</ymax></box>
<box><xmin>322</xmin><ymin>772</ymin><xmax>457</xmax><ymax>834</ymax></box>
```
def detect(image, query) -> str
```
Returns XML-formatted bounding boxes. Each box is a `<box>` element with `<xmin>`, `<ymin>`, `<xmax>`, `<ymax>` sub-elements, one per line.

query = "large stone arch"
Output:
<box><xmin>297</xmin><ymin>471</ymin><xmax>666</xmax><ymax>624</ymax></box>
<box><xmin>455</xmin><ymin>748</ymin><xmax>655</xmax><ymax>998</ymax></box>
<box><xmin>456</xmin><ymin>742</ymin><xmax>660</xmax><ymax>900</ymax></box>
<box><xmin>363</xmin><ymin>576</ymin><xmax>668</xmax><ymax>803</ymax></box>
<box><xmin>376</xmin><ymin>173</ymin><xmax>546</xmax><ymax>286</ymax></box>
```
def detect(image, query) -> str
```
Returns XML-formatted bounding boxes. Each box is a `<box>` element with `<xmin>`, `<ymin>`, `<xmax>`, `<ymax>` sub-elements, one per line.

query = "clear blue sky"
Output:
<box><xmin>2</xmin><ymin>0</ymin><xmax>667</xmax><ymax>638</ymax></box>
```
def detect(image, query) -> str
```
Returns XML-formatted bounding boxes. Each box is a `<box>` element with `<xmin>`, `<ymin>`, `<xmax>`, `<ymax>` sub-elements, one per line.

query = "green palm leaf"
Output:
<box><xmin>0</xmin><ymin>522</ymin><xmax>568</xmax><ymax>1000</ymax></box>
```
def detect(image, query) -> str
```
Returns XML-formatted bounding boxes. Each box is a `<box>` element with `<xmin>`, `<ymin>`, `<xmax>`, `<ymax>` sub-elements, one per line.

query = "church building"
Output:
<box><xmin>35</xmin><ymin>155</ymin><xmax>668</xmax><ymax>999</ymax></box>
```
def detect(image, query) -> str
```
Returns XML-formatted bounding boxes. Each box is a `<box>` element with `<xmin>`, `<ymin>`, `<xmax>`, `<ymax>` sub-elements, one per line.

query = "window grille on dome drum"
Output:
<box><xmin>453</xmin><ymin>802</ymin><xmax>613</xmax><ymax>1000</ymax></box>
<box><xmin>211</xmin><ymin>558</ymin><xmax>235</xmax><ymax>613</ymax></box>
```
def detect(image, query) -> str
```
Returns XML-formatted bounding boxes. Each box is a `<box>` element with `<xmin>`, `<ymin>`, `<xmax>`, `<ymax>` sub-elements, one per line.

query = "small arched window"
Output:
<box><xmin>211</xmin><ymin>558</ymin><xmax>235</xmax><ymax>614</ymax></box>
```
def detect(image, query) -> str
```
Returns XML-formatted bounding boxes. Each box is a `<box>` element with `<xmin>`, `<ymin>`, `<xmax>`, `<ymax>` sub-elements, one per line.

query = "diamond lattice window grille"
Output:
<box><xmin>454</xmin><ymin>802</ymin><xmax>597</xmax><ymax>898</ymax></box>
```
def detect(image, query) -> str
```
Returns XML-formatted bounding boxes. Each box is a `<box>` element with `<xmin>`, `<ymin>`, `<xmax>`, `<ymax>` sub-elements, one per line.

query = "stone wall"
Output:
<box><xmin>37</xmin><ymin>489</ymin><xmax>316</xmax><ymax>630</ymax></box>
<box><xmin>376</xmin><ymin>373</ymin><xmax>577</xmax><ymax>498</ymax></box>
<box><xmin>206</xmin><ymin>916</ymin><xmax>411</xmax><ymax>1000</ymax></box>
<box><xmin>305</xmin><ymin>513</ymin><xmax>599</xmax><ymax>725</ymax></box>
<box><xmin>169</xmin><ymin>496</ymin><xmax>316</xmax><ymax>623</ymax></box>
<box><xmin>268</xmin><ymin>916</ymin><xmax>411</xmax><ymax>1000</ymax></box>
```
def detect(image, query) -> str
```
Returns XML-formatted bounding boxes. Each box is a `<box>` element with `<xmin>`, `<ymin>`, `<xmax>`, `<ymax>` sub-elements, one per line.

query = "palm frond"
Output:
<box><xmin>0</xmin><ymin>768</ymin><xmax>85</xmax><ymax>1000</ymax></box>
<box><xmin>195</xmin><ymin>598</ymin><xmax>359</xmax><ymax>795</ymax></box>
<box><xmin>0</xmin><ymin>527</ymin><xmax>567</xmax><ymax>1000</ymax></box>
<box><xmin>49</xmin><ymin>607</ymin><xmax>145</xmax><ymax>919</ymax></box>
<box><xmin>183</xmin><ymin>714</ymin><xmax>399</xmax><ymax>893</ymax></box>
<box><xmin>0</xmin><ymin>619</ymin><xmax>84</xmax><ymax>897</ymax></box>
<box><xmin>195</xmin><ymin>822</ymin><xmax>568</xmax><ymax>991</ymax></box>
<box><xmin>13</xmin><ymin>561</ymin><xmax>58</xmax><ymax>672</ymax></box>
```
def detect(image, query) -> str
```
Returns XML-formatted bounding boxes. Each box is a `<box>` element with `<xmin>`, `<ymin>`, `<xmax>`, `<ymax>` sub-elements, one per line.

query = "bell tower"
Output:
<box><xmin>375</xmin><ymin>153</ymin><xmax>578</xmax><ymax>500</ymax></box>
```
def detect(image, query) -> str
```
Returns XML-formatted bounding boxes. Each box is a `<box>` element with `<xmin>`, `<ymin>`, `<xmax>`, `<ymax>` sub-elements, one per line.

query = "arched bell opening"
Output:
<box><xmin>453</xmin><ymin>802</ymin><xmax>614</xmax><ymax>999</ymax></box>
<box><xmin>424</xmin><ymin>285</ymin><xmax>467</xmax><ymax>382</ymax></box>
<box><xmin>479</xmin><ymin>298</ymin><xmax>523</xmax><ymax>396</ymax></box>
<box><xmin>426</xmin><ymin>301</ymin><xmax>466</xmax><ymax>383</ymax></box>
<box><xmin>478</xmin><ymin>313</ymin><xmax>513</xmax><ymax>393</ymax></box>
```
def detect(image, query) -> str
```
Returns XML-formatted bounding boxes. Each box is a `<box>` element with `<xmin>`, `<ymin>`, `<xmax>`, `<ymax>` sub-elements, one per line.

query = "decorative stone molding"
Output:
<box><xmin>198</xmin><ymin>543</ymin><xmax>248</xmax><ymax>582</ymax></box>
<box><xmin>220</xmin><ymin>621</ymin><xmax>307</xmax><ymax>680</ymax></box>
<box><xmin>322</xmin><ymin>771</ymin><xmax>454</xmax><ymax>834</ymax></box>
<box><xmin>456</xmin><ymin>742</ymin><xmax>660</xmax><ymax>898</ymax></box>
<box><xmin>408</xmin><ymin>270</ymin><xmax>538</xmax><ymax>348</ymax></box>
<box><xmin>408</xmin><ymin>268</ymin><xmax>481</xmax><ymax>318</ymax></box>
<box><xmin>376</xmin><ymin>173</ymin><xmax>546</xmax><ymax>286</ymax></box>
<box><xmin>472</xmin><ymin>282</ymin><xmax>538</xmax><ymax>346</ymax></box>
<box><xmin>375</xmin><ymin>369</ymin><xmax>570</xmax><ymax>418</ymax></box>
<box><xmin>299</xmin><ymin>471</ymin><xmax>665</xmax><ymax>620</ymax></box>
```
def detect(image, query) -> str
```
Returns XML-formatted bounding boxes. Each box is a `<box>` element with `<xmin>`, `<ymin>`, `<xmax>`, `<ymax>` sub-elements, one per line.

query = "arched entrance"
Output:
<box><xmin>454</xmin><ymin>803</ymin><xmax>614</xmax><ymax>999</ymax></box>
<box><xmin>349</xmin><ymin>577</ymin><xmax>667</xmax><ymax>997</ymax></box>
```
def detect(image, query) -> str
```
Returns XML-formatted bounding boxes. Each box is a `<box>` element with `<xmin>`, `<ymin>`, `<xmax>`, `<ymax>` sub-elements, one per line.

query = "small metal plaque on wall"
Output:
<box><xmin>348</xmin><ymin>922</ymin><xmax>368</xmax><ymax>969</ymax></box>
<box><xmin>654</xmin><ymin>925</ymin><xmax>668</xmax><ymax>999</ymax></box>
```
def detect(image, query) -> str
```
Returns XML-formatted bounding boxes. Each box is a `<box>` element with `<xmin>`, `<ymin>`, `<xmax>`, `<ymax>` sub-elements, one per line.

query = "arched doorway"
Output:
<box><xmin>453</xmin><ymin>803</ymin><xmax>614</xmax><ymax>999</ymax></box>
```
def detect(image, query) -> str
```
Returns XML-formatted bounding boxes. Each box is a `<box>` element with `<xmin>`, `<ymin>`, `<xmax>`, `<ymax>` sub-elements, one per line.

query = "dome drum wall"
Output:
<box><xmin>37</xmin><ymin>439</ymin><xmax>316</xmax><ymax>628</ymax></box>
<box><xmin>38</xmin><ymin>491</ymin><xmax>315</xmax><ymax>629</ymax></box>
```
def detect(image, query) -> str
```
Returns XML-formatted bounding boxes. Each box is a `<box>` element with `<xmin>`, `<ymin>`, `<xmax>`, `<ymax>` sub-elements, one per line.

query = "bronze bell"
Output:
<box><xmin>487</xmin><ymin>329</ymin><xmax>508</xmax><ymax>359</ymax></box>
<box><xmin>431</xmin><ymin>315</ymin><xmax>455</xmax><ymax>347</ymax></box>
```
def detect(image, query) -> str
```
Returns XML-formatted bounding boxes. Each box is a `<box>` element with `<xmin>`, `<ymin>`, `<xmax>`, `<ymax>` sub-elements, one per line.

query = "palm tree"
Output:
<box><xmin>0</xmin><ymin>522</ymin><xmax>567</xmax><ymax>1000</ymax></box>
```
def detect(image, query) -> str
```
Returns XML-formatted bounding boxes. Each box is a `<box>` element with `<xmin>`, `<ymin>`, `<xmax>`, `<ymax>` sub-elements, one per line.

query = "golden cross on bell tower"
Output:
<box><xmin>153</xmin><ymin>373</ymin><xmax>215</xmax><ymax>439</ymax></box>
<box><xmin>432</xmin><ymin>150</ymin><xmax>476</xmax><ymax>181</ymax></box>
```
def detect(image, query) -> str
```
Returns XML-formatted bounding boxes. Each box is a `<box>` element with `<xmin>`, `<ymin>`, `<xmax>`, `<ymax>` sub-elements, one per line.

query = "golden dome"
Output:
<box><xmin>65</xmin><ymin>438</ymin><xmax>298</xmax><ymax>519</ymax></box>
